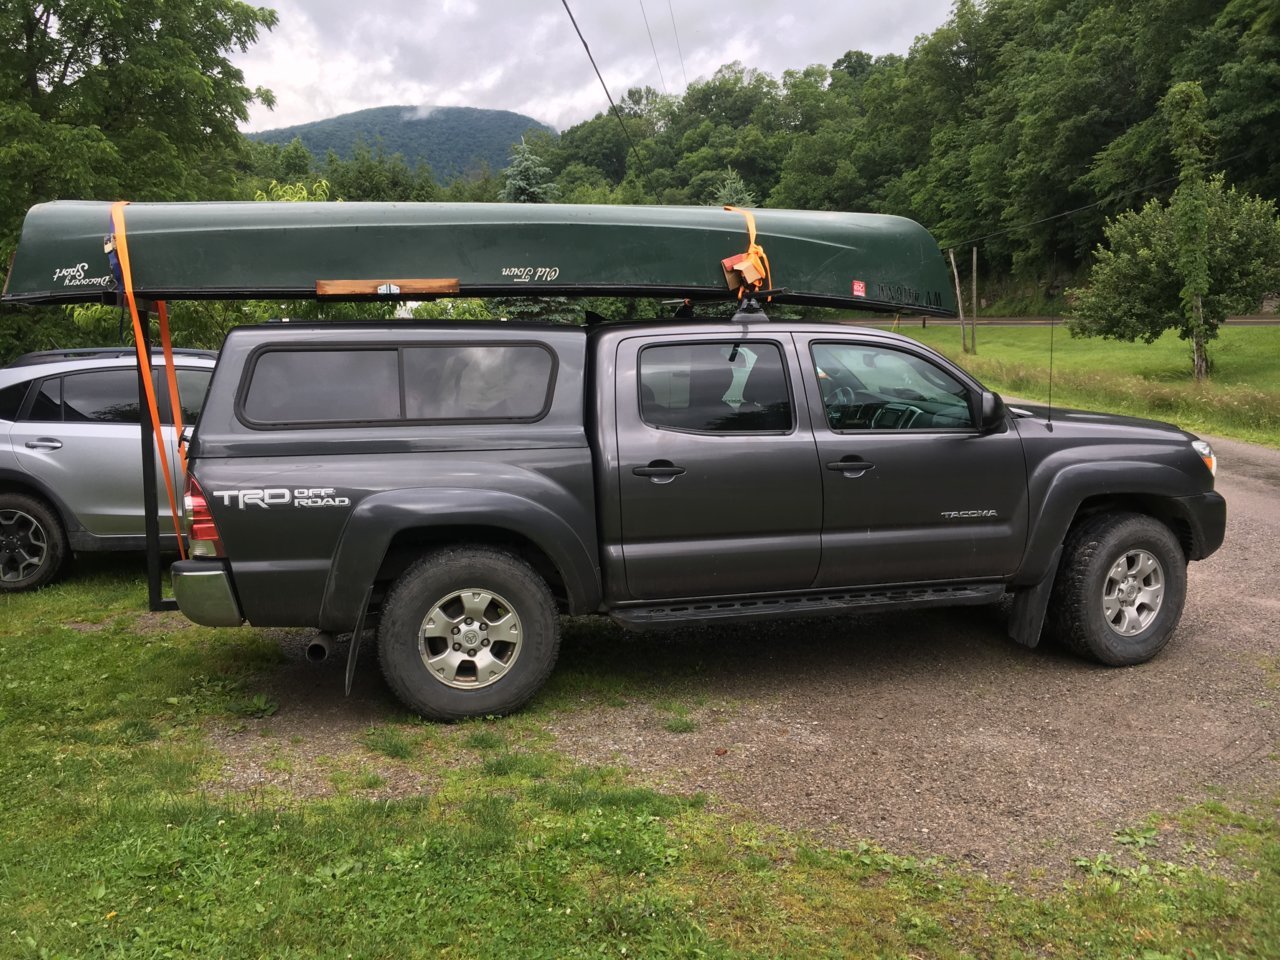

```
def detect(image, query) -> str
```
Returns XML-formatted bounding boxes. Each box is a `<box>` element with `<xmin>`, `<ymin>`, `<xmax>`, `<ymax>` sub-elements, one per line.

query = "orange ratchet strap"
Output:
<box><xmin>109</xmin><ymin>201</ymin><xmax>187</xmax><ymax>559</ymax></box>
<box><xmin>721</xmin><ymin>205</ymin><xmax>773</xmax><ymax>301</ymax></box>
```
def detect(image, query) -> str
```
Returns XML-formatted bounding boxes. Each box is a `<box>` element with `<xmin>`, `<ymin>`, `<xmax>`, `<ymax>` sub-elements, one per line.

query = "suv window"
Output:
<box><xmin>63</xmin><ymin>369</ymin><xmax>143</xmax><ymax>423</ymax></box>
<box><xmin>0</xmin><ymin>383</ymin><xmax>29</xmax><ymax>420</ymax></box>
<box><xmin>17</xmin><ymin>368</ymin><xmax>211</xmax><ymax>425</ymax></box>
<box><xmin>242</xmin><ymin>344</ymin><xmax>555</xmax><ymax>426</ymax></box>
<box><xmin>811</xmin><ymin>342</ymin><xmax>973</xmax><ymax>431</ymax></box>
<box><xmin>640</xmin><ymin>342</ymin><xmax>792</xmax><ymax>433</ymax></box>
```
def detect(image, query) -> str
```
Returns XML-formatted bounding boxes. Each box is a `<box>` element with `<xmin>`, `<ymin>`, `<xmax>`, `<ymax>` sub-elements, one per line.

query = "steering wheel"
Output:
<box><xmin>828</xmin><ymin>385</ymin><xmax>856</xmax><ymax>407</ymax></box>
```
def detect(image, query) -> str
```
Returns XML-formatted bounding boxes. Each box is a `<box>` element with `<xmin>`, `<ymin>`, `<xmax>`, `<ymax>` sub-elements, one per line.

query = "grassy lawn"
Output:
<box><xmin>3</xmin><ymin>565</ymin><xmax>1278</xmax><ymax>958</ymax></box>
<box><xmin>897</xmin><ymin>324</ymin><xmax>1280</xmax><ymax>447</ymax></box>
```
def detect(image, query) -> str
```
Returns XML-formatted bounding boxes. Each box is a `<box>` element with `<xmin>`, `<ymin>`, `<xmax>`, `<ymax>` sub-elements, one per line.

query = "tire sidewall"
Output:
<box><xmin>0</xmin><ymin>493</ymin><xmax>68</xmax><ymax>592</ymax></box>
<box><xmin>378</xmin><ymin>548</ymin><xmax>559</xmax><ymax>720</ymax></box>
<box><xmin>1081</xmin><ymin>518</ymin><xmax>1186</xmax><ymax>666</ymax></box>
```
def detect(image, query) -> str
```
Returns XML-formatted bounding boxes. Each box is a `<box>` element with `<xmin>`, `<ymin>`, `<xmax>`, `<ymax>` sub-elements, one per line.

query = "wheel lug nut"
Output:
<box><xmin>467</xmin><ymin>649</ymin><xmax>476</xmax><ymax>657</ymax></box>
<box><xmin>481</xmin><ymin>638</ymin><xmax>489</xmax><ymax>647</ymax></box>
<box><xmin>465</xmin><ymin>618</ymin><xmax>473</xmax><ymax>625</ymax></box>
<box><xmin>480</xmin><ymin>623</ymin><xmax>488</xmax><ymax>631</ymax></box>
<box><xmin>451</xmin><ymin>627</ymin><xmax>460</xmax><ymax>635</ymax></box>
<box><xmin>452</xmin><ymin>642</ymin><xmax>461</xmax><ymax>651</ymax></box>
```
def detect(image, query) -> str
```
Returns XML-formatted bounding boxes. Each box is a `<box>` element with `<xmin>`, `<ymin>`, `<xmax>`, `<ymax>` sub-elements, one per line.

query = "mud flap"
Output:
<box><xmin>1008</xmin><ymin>545</ymin><xmax>1062</xmax><ymax>648</ymax></box>
<box><xmin>344</xmin><ymin>585</ymin><xmax>375</xmax><ymax>696</ymax></box>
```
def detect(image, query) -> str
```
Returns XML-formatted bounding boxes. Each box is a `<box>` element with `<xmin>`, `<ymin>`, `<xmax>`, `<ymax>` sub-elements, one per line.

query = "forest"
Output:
<box><xmin>1</xmin><ymin>0</ymin><xmax>1276</xmax><ymax>352</ymax></box>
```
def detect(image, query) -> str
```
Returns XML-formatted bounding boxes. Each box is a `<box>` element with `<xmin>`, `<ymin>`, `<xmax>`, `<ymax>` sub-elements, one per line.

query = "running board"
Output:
<box><xmin>610</xmin><ymin>582</ymin><xmax>1006</xmax><ymax>631</ymax></box>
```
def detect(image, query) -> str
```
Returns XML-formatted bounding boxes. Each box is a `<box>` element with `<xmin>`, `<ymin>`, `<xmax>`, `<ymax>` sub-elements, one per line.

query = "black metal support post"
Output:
<box><xmin>133</xmin><ymin>311</ymin><xmax>170</xmax><ymax>611</ymax></box>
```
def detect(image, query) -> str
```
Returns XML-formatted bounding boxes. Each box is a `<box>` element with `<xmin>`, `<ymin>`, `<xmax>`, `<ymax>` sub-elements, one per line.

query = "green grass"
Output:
<box><xmin>3</xmin><ymin>566</ymin><xmax>1279</xmax><ymax>958</ymax></box>
<box><xmin>903</xmin><ymin>324</ymin><xmax>1280</xmax><ymax>446</ymax></box>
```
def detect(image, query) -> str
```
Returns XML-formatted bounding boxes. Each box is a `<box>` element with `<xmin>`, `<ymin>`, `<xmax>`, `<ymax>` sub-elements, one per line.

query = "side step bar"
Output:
<box><xmin>610</xmin><ymin>582</ymin><xmax>1006</xmax><ymax>631</ymax></box>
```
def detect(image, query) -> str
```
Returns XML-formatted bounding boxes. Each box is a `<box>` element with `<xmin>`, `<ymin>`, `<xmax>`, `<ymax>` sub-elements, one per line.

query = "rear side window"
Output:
<box><xmin>0</xmin><ymin>383</ymin><xmax>29</xmax><ymax>420</ymax></box>
<box><xmin>241</xmin><ymin>343</ymin><xmax>555</xmax><ymax>426</ymax></box>
<box><xmin>26</xmin><ymin>378</ymin><xmax>63</xmax><ymax>422</ymax></box>
<box><xmin>403</xmin><ymin>345</ymin><xmax>553</xmax><ymax>420</ymax></box>
<box><xmin>243</xmin><ymin>350</ymin><xmax>400</xmax><ymax>424</ymax></box>
<box><xmin>62</xmin><ymin>370</ymin><xmax>142</xmax><ymax>423</ymax></box>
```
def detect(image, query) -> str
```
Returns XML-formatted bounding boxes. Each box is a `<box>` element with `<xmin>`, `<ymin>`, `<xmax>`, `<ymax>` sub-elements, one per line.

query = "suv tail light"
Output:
<box><xmin>184</xmin><ymin>475</ymin><xmax>224</xmax><ymax>557</ymax></box>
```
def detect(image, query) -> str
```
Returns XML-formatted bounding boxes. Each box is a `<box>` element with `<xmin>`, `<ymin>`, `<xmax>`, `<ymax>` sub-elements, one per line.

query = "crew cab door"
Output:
<box><xmin>796</xmin><ymin>334</ymin><xmax>1028</xmax><ymax>586</ymax></box>
<box><xmin>614</xmin><ymin>334</ymin><xmax>822</xmax><ymax>600</ymax></box>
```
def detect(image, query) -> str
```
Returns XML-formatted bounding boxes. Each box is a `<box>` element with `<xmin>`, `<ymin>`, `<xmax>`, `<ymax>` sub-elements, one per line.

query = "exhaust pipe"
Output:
<box><xmin>306</xmin><ymin>632</ymin><xmax>333</xmax><ymax>663</ymax></box>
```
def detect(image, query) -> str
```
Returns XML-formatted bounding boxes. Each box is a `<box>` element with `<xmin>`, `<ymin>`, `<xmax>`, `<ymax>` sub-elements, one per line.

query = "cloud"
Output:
<box><xmin>234</xmin><ymin>0</ymin><xmax>953</xmax><ymax>132</ymax></box>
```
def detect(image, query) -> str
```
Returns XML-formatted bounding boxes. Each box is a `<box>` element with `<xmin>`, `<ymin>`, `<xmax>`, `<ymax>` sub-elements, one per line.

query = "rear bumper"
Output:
<box><xmin>1175</xmin><ymin>491</ymin><xmax>1226</xmax><ymax>560</ymax></box>
<box><xmin>172</xmin><ymin>560</ymin><xmax>245</xmax><ymax>627</ymax></box>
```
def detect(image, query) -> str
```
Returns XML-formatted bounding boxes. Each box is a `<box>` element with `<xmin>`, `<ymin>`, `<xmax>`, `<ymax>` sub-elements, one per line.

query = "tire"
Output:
<box><xmin>0</xmin><ymin>492</ymin><xmax>69</xmax><ymax>593</ymax></box>
<box><xmin>377</xmin><ymin>546</ymin><xmax>560</xmax><ymax>721</ymax></box>
<box><xmin>1046</xmin><ymin>512</ymin><xmax>1187</xmax><ymax>666</ymax></box>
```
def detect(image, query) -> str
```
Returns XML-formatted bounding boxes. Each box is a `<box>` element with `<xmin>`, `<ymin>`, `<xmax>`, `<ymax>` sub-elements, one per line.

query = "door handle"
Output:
<box><xmin>826</xmin><ymin>457</ymin><xmax>874</xmax><ymax>476</ymax></box>
<box><xmin>25</xmin><ymin>438</ymin><xmax>62</xmax><ymax>450</ymax></box>
<box><xmin>633</xmin><ymin>460</ymin><xmax>686</xmax><ymax>482</ymax></box>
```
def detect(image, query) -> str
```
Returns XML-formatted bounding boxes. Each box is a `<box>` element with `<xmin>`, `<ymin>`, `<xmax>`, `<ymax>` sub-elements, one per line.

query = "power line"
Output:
<box><xmin>945</xmin><ymin>149</ymin><xmax>1253</xmax><ymax>249</ymax></box>
<box><xmin>667</xmin><ymin>0</ymin><xmax>689</xmax><ymax>88</ymax></box>
<box><xmin>559</xmin><ymin>0</ymin><xmax>656</xmax><ymax>195</ymax></box>
<box><xmin>637</xmin><ymin>0</ymin><xmax>668</xmax><ymax>94</ymax></box>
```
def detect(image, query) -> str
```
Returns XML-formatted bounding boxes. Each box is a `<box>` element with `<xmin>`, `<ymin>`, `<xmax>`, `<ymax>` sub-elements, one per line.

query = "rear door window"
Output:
<box><xmin>62</xmin><ymin>369</ymin><xmax>143</xmax><ymax>423</ymax></box>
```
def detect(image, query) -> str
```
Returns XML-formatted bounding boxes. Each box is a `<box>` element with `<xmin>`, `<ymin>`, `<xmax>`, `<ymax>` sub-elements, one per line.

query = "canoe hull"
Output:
<box><xmin>3</xmin><ymin>201</ymin><xmax>957</xmax><ymax>316</ymax></box>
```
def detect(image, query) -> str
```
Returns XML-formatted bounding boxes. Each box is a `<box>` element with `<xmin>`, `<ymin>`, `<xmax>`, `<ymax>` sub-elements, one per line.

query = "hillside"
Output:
<box><xmin>248</xmin><ymin>105</ymin><xmax>555</xmax><ymax>181</ymax></box>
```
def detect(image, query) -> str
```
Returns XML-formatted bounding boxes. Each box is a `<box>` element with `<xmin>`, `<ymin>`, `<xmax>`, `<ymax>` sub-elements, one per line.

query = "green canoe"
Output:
<box><xmin>2</xmin><ymin>200</ymin><xmax>957</xmax><ymax>316</ymax></box>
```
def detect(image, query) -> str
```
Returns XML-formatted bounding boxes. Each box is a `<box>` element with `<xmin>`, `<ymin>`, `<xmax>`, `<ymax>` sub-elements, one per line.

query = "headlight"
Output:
<box><xmin>1191</xmin><ymin>440</ymin><xmax>1216</xmax><ymax>477</ymax></box>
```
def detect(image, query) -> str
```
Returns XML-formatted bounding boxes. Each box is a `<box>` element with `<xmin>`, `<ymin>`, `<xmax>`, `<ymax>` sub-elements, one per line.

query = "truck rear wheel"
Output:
<box><xmin>1046</xmin><ymin>512</ymin><xmax>1186</xmax><ymax>666</ymax></box>
<box><xmin>0</xmin><ymin>493</ymin><xmax>68</xmax><ymax>593</ymax></box>
<box><xmin>377</xmin><ymin>546</ymin><xmax>560</xmax><ymax>720</ymax></box>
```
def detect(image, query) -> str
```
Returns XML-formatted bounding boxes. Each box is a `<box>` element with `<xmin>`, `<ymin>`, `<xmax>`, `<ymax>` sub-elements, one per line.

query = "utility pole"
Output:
<box><xmin>948</xmin><ymin>248</ymin><xmax>969</xmax><ymax>353</ymax></box>
<box><xmin>971</xmin><ymin>245</ymin><xmax>978</xmax><ymax>354</ymax></box>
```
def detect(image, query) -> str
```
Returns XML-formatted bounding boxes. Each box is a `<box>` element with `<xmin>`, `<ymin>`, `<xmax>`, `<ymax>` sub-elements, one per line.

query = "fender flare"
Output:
<box><xmin>319</xmin><ymin>487</ymin><xmax>602</xmax><ymax>631</ymax></box>
<box><xmin>1015</xmin><ymin>459</ymin><xmax>1204</xmax><ymax>586</ymax></box>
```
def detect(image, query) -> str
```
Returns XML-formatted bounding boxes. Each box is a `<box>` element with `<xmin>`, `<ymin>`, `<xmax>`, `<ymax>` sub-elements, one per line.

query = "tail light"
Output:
<box><xmin>184</xmin><ymin>475</ymin><xmax>224</xmax><ymax>557</ymax></box>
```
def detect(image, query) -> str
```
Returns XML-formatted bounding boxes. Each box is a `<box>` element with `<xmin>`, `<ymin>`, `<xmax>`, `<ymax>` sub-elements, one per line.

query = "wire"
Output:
<box><xmin>637</xmin><ymin>0</ymin><xmax>668</xmax><ymax>94</ymax></box>
<box><xmin>943</xmin><ymin>149</ymin><xmax>1253</xmax><ymax>250</ymax></box>
<box><xmin>667</xmin><ymin>0</ymin><xmax>688</xmax><ymax>88</ymax></box>
<box><xmin>559</xmin><ymin>0</ymin><xmax>656</xmax><ymax>195</ymax></box>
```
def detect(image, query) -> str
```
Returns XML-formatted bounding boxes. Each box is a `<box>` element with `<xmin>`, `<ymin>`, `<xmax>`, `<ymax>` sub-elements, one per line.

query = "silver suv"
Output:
<box><xmin>0</xmin><ymin>348</ymin><xmax>216</xmax><ymax>591</ymax></box>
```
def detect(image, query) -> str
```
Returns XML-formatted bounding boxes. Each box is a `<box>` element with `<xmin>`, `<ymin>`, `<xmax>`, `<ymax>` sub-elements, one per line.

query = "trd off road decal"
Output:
<box><xmin>213</xmin><ymin>488</ymin><xmax>351</xmax><ymax>509</ymax></box>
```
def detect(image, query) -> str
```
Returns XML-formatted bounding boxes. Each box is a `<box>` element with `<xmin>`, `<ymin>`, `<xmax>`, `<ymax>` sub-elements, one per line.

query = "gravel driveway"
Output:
<box><xmin>223</xmin><ymin>434</ymin><xmax>1279</xmax><ymax>879</ymax></box>
<box><xmin>547</xmin><ymin>434</ymin><xmax>1280</xmax><ymax>876</ymax></box>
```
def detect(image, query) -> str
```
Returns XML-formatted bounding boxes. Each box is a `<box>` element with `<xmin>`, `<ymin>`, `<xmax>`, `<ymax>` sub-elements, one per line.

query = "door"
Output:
<box><xmin>9</xmin><ymin>366</ymin><xmax>211</xmax><ymax>537</ymax></box>
<box><xmin>615</xmin><ymin>335</ymin><xmax>822</xmax><ymax>600</ymax></box>
<box><xmin>800</xmin><ymin>337</ymin><xmax>1028</xmax><ymax>587</ymax></box>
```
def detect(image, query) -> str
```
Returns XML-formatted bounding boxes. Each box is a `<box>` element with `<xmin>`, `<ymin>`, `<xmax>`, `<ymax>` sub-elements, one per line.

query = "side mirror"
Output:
<box><xmin>979</xmin><ymin>390</ymin><xmax>1006</xmax><ymax>433</ymax></box>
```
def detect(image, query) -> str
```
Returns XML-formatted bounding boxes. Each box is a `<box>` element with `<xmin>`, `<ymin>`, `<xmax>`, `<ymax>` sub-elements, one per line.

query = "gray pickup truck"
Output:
<box><xmin>172</xmin><ymin>318</ymin><xmax>1225</xmax><ymax>719</ymax></box>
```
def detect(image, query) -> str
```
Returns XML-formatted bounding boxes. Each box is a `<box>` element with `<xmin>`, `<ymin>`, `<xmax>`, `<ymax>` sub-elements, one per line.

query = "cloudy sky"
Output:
<box><xmin>233</xmin><ymin>0</ymin><xmax>955</xmax><ymax>133</ymax></box>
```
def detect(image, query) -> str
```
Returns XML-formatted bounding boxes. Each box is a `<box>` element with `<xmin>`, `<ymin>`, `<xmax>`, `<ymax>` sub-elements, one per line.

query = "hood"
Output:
<box><xmin>1007</xmin><ymin>402</ymin><xmax>1198</xmax><ymax>442</ymax></box>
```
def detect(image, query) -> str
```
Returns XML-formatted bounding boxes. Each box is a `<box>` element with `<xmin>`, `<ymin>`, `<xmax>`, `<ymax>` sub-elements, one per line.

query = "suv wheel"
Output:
<box><xmin>1047</xmin><ymin>512</ymin><xmax>1187</xmax><ymax>665</ymax></box>
<box><xmin>377</xmin><ymin>546</ymin><xmax>560</xmax><ymax>720</ymax></box>
<box><xmin>0</xmin><ymin>493</ymin><xmax>68</xmax><ymax>592</ymax></box>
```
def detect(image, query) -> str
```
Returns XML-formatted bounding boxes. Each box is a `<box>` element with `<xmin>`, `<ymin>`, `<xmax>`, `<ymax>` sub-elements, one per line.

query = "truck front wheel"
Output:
<box><xmin>1047</xmin><ymin>512</ymin><xmax>1187</xmax><ymax>666</ymax></box>
<box><xmin>377</xmin><ymin>546</ymin><xmax>561</xmax><ymax>720</ymax></box>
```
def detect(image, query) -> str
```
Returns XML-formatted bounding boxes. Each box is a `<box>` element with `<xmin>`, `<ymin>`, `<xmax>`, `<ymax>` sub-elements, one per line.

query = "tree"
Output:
<box><xmin>499</xmin><ymin>138</ymin><xmax>558</xmax><ymax>203</ymax></box>
<box><xmin>709</xmin><ymin>167</ymin><xmax>757</xmax><ymax>207</ymax></box>
<box><xmin>1066</xmin><ymin>175</ymin><xmax>1280</xmax><ymax>379</ymax></box>
<box><xmin>0</xmin><ymin>1</ymin><xmax>278</xmax><ymax>260</ymax></box>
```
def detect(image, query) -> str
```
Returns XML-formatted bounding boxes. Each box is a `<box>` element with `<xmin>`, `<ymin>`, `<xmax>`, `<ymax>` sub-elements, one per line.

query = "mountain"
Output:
<box><xmin>247</xmin><ymin>105</ymin><xmax>556</xmax><ymax>181</ymax></box>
